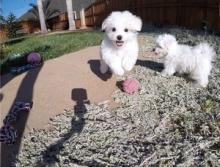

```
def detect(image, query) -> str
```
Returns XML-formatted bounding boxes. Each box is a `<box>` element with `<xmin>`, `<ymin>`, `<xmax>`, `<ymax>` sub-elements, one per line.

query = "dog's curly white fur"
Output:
<box><xmin>100</xmin><ymin>11</ymin><xmax>142</xmax><ymax>76</ymax></box>
<box><xmin>155</xmin><ymin>34</ymin><xmax>215</xmax><ymax>87</ymax></box>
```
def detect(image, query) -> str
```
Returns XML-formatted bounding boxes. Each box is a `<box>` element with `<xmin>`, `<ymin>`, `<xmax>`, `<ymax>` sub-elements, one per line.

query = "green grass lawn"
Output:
<box><xmin>1</xmin><ymin>31</ymin><xmax>103</xmax><ymax>74</ymax></box>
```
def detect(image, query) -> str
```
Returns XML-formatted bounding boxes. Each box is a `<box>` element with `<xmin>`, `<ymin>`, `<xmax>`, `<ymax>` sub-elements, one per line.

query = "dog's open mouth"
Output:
<box><xmin>116</xmin><ymin>40</ymin><xmax>124</xmax><ymax>47</ymax></box>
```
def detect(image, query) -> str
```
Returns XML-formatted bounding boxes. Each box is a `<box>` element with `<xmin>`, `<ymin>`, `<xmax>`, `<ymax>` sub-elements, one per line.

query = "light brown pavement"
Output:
<box><xmin>0</xmin><ymin>44</ymin><xmax>159</xmax><ymax>167</ymax></box>
<box><xmin>0</xmin><ymin>46</ymin><xmax>117</xmax><ymax>167</ymax></box>
<box><xmin>0</xmin><ymin>46</ymin><xmax>116</xmax><ymax>134</ymax></box>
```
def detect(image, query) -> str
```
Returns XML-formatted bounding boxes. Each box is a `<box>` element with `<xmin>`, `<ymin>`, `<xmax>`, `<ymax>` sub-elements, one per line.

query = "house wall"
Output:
<box><xmin>75</xmin><ymin>19</ymin><xmax>81</xmax><ymax>28</ymax></box>
<box><xmin>48</xmin><ymin>12</ymin><xmax>81</xmax><ymax>30</ymax></box>
<box><xmin>48</xmin><ymin>13</ymin><xmax>69</xmax><ymax>30</ymax></box>
<box><xmin>0</xmin><ymin>28</ymin><xmax>8</xmax><ymax>42</ymax></box>
<box><xmin>19</xmin><ymin>12</ymin><xmax>82</xmax><ymax>33</ymax></box>
<box><xmin>20</xmin><ymin>21</ymin><xmax>40</xmax><ymax>34</ymax></box>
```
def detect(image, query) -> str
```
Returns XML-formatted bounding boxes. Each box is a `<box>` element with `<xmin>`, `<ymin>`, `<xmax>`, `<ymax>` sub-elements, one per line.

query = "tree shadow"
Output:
<box><xmin>0</xmin><ymin>65</ymin><xmax>43</xmax><ymax>167</ymax></box>
<box><xmin>88</xmin><ymin>59</ymin><xmax>112</xmax><ymax>81</ymax></box>
<box><xmin>3</xmin><ymin>38</ymin><xmax>26</xmax><ymax>45</ymax></box>
<box><xmin>1</xmin><ymin>73</ymin><xmax>18</xmax><ymax>89</ymax></box>
<box><xmin>34</xmin><ymin>88</ymin><xmax>90</xmax><ymax>167</ymax></box>
<box><xmin>0</xmin><ymin>93</ymin><xmax>3</xmax><ymax>102</ymax></box>
<box><xmin>136</xmin><ymin>59</ymin><xmax>164</xmax><ymax>72</ymax></box>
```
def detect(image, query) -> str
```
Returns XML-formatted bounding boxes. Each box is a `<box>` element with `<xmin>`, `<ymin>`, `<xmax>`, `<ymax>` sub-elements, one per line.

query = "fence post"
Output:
<box><xmin>204</xmin><ymin>0</ymin><xmax>207</xmax><ymax>23</ymax></box>
<box><xmin>105</xmin><ymin>0</ymin><xmax>109</xmax><ymax>14</ymax></box>
<box><xmin>92</xmin><ymin>4</ymin><xmax>95</xmax><ymax>27</ymax></box>
<box><xmin>80</xmin><ymin>8</ymin><xmax>87</xmax><ymax>29</ymax></box>
<box><xmin>177</xmin><ymin>0</ymin><xmax>182</xmax><ymax>26</ymax></box>
<box><xmin>219</xmin><ymin>2</ymin><xmax>220</xmax><ymax>17</ymax></box>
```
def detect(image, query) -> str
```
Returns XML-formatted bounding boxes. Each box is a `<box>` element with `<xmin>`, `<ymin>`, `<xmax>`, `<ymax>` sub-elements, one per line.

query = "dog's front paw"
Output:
<box><xmin>161</xmin><ymin>70</ymin><xmax>169</xmax><ymax>77</ymax></box>
<box><xmin>122</xmin><ymin>60</ymin><xmax>134</xmax><ymax>71</ymax></box>
<box><xmin>197</xmin><ymin>79</ymin><xmax>208</xmax><ymax>88</ymax></box>
<box><xmin>113</xmin><ymin>68</ymin><xmax>124</xmax><ymax>76</ymax></box>
<box><xmin>161</xmin><ymin>68</ymin><xmax>175</xmax><ymax>77</ymax></box>
<box><xmin>100</xmin><ymin>60</ymin><xmax>109</xmax><ymax>74</ymax></box>
<box><xmin>100</xmin><ymin>65</ymin><xmax>108</xmax><ymax>74</ymax></box>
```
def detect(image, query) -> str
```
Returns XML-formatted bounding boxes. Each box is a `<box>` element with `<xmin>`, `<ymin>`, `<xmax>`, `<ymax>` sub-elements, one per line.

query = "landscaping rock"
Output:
<box><xmin>15</xmin><ymin>28</ymin><xmax>220</xmax><ymax>167</ymax></box>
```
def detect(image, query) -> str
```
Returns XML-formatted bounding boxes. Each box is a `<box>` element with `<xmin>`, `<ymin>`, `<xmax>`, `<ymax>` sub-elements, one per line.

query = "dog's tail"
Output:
<box><xmin>194</xmin><ymin>43</ymin><xmax>215</xmax><ymax>61</ymax></box>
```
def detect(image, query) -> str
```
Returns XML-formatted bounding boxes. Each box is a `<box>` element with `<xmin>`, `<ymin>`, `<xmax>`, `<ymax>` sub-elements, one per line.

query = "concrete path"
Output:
<box><xmin>0</xmin><ymin>46</ymin><xmax>116</xmax><ymax>134</ymax></box>
<box><xmin>0</xmin><ymin>44</ymin><xmax>157</xmax><ymax>167</ymax></box>
<box><xmin>1</xmin><ymin>46</ymin><xmax>117</xmax><ymax>167</ymax></box>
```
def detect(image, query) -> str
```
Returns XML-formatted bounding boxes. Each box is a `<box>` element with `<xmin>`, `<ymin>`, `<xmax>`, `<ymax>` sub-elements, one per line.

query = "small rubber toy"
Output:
<box><xmin>10</xmin><ymin>64</ymin><xmax>33</xmax><ymax>74</ymax></box>
<box><xmin>9</xmin><ymin>53</ymin><xmax>22</xmax><ymax>61</ymax></box>
<box><xmin>0</xmin><ymin>101</ymin><xmax>32</xmax><ymax>144</ymax></box>
<box><xmin>27</xmin><ymin>52</ymin><xmax>42</xmax><ymax>65</ymax></box>
<box><xmin>122</xmin><ymin>78</ymin><xmax>140</xmax><ymax>94</ymax></box>
<box><xmin>10</xmin><ymin>52</ymin><xmax>42</xmax><ymax>75</ymax></box>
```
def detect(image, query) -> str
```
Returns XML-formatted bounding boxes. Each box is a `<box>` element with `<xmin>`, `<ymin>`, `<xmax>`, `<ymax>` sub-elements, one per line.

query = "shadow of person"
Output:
<box><xmin>136</xmin><ymin>59</ymin><xmax>164</xmax><ymax>72</ymax></box>
<box><xmin>0</xmin><ymin>65</ymin><xmax>43</xmax><ymax>167</ymax></box>
<box><xmin>34</xmin><ymin>88</ymin><xmax>90</xmax><ymax>167</ymax></box>
<box><xmin>88</xmin><ymin>59</ymin><xmax>112</xmax><ymax>81</ymax></box>
<box><xmin>71</xmin><ymin>88</ymin><xmax>90</xmax><ymax>133</ymax></box>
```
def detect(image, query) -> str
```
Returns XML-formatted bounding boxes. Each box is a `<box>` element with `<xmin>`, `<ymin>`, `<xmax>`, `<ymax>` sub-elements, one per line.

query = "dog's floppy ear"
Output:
<box><xmin>123</xmin><ymin>11</ymin><xmax>142</xmax><ymax>32</ymax></box>
<box><xmin>101</xmin><ymin>18</ymin><xmax>108</xmax><ymax>32</ymax></box>
<box><xmin>132</xmin><ymin>15</ymin><xmax>142</xmax><ymax>32</ymax></box>
<box><xmin>102</xmin><ymin>12</ymin><xmax>118</xmax><ymax>31</ymax></box>
<box><xmin>164</xmin><ymin>34</ymin><xmax>177</xmax><ymax>48</ymax></box>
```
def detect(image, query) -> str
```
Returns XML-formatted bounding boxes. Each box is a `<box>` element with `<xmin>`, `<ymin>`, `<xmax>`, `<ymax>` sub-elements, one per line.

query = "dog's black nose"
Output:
<box><xmin>117</xmin><ymin>35</ymin><xmax>122</xmax><ymax>41</ymax></box>
<box><xmin>152</xmin><ymin>48</ymin><xmax>156</xmax><ymax>52</ymax></box>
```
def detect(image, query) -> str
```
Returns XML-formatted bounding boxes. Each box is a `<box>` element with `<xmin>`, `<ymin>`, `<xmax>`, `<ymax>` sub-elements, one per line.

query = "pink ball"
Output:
<box><xmin>27</xmin><ymin>52</ymin><xmax>41</xmax><ymax>64</ymax></box>
<box><xmin>122</xmin><ymin>78</ymin><xmax>140</xmax><ymax>94</ymax></box>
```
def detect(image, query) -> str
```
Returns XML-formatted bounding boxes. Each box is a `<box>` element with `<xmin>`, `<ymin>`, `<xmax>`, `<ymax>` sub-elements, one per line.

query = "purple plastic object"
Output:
<box><xmin>27</xmin><ymin>52</ymin><xmax>41</xmax><ymax>64</ymax></box>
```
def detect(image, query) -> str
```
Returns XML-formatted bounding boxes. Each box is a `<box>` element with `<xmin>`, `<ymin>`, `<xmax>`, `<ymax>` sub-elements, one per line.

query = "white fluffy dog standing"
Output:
<box><xmin>100</xmin><ymin>11</ymin><xmax>142</xmax><ymax>76</ymax></box>
<box><xmin>154</xmin><ymin>34</ymin><xmax>215</xmax><ymax>87</ymax></box>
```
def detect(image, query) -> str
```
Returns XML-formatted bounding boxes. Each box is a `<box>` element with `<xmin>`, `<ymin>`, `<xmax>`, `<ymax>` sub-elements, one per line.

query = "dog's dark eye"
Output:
<box><xmin>112</xmin><ymin>27</ymin><xmax>116</xmax><ymax>32</ymax></box>
<box><xmin>124</xmin><ymin>28</ymin><xmax>128</xmax><ymax>32</ymax></box>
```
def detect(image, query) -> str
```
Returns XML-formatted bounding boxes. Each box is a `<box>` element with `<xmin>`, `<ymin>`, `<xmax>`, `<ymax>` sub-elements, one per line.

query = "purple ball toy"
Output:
<box><xmin>27</xmin><ymin>52</ymin><xmax>41</xmax><ymax>64</ymax></box>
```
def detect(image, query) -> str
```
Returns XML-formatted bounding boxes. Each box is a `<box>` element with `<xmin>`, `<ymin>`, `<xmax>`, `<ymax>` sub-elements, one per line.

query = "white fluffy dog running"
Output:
<box><xmin>154</xmin><ymin>34</ymin><xmax>215</xmax><ymax>87</ymax></box>
<box><xmin>100</xmin><ymin>11</ymin><xmax>142</xmax><ymax>76</ymax></box>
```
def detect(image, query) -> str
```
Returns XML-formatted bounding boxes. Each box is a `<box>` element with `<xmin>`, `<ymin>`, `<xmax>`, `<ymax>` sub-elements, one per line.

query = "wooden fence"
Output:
<box><xmin>85</xmin><ymin>0</ymin><xmax>220</xmax><ymax>30</ymax></box>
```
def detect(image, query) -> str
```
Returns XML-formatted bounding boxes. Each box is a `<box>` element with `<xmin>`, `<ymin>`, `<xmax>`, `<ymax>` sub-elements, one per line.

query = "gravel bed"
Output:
<box><xmin>15</xmin><ymin>28</ymin><xmax>220</xmax><ymax>167</ymax></box>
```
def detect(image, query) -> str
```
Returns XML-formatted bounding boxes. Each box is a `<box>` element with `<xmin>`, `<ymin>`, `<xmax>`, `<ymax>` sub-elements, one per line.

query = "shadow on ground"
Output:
<box><xmin>34</xmin><ymin>88</ymin><xmax>90</xmax><ymax>167</ymax></box>
<box><xmin>136</xmin><ymin>59</ymin><xmax>164</xmax><ymax>72</ymax></box>
<box><xmin>0</xmin><ymin>73</ymin><xmax>18</xmax><ymax>89</ymax></box>
<box><xmin>0</xmin><ymin>93</ymin><xmax>3</xmax><ymax>102</ymax></box>
<box><xmin>0</xmin><ymin>66</ymin><xmax>43</xmax><ymax>167</ymax></box>
<box><xmin>88</xmin><ymin>59</ymin><xmax>112</xmax><ymax>81</ymax></box>
<box><xmin>3</xmin><ymin>38</ymin><xmax>26</xmax><ymax>45</ymax></box>
<box><xmin>136</xmin><ymin>59</ymin><xmax>196</xmax><ymax>83</ymax></box>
